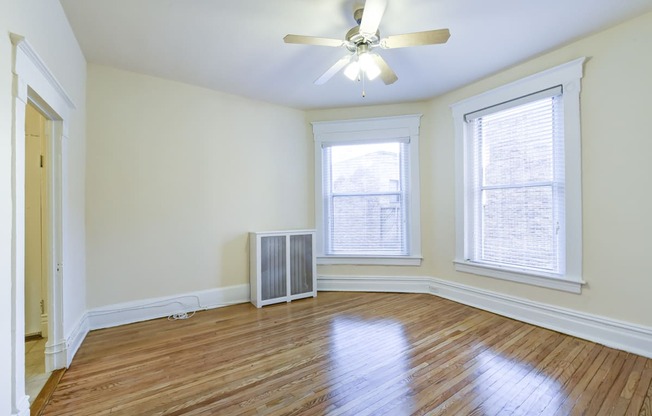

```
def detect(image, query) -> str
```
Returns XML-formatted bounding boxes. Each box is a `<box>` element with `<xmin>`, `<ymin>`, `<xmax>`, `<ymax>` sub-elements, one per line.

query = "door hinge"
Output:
<box><xmin>40</xmin><ymin>155</ymin><xmax>44</xmax><ymax>168</ymax></box>
<box><xmin>40</xmin><ymin>299</ymin><xmax>45</xmax><ymax>315</ymax></box>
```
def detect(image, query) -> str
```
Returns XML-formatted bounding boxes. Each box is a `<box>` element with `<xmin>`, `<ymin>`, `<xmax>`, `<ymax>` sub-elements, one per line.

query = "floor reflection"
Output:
<box><xmin>325</xmin><ymin>315</ymin><xmax>414</xmax><ymax>415</ymax></box>
<box><xmin>471</xmin><ymin>347</ymin><xmax>566</xmax><ymax>415</ymax></box>
<box><xmin>323</xmin><ymin>315</ymin><xmax>570</xmax><ymax>415</ymax></box>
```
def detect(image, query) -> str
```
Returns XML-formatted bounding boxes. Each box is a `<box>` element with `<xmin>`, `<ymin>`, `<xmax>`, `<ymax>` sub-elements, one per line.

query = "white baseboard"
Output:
<box><xmin>65</xmin><ymin>314</ymin><xmax>90</xmax><ymax>367</ymax></box>
<box><xmin>317</xmin><ymin>275</ymin><xmax>431</xmax><ymax>293</ymax></box>
<box><xmin>87</xmin><ymin>284</ymin><xmax>250</xmax><ymax>330</ymax></box>
<box><xmin>12</xmin><ymin>395</ymin><xmax>30</xmax><ymax>416</ymax></box>
<box><xmin>44</xmin><ymin>337</ymin><xmax>67</xmax><ymax>372</ymax></box>
<box><xmin>42</xmin><ymin>315</ymin><xmax>89</xmax><ymax>371</ymax></box>
<box><xmin>317</xmin><ymin>275</ymin><xmax>652</xmax><ymax>359</ymax></box>
<box><xmin>58</xmin><ymin>284</ymin><xmax>250</xmax><ymax>368</ymax></box>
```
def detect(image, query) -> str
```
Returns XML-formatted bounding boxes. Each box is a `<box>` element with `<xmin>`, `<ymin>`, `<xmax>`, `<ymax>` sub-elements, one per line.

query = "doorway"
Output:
<box><xmin>11</xmin><ymin>33</ymin><xmax>72</xmax><ymax>415</ymax></box>
<box><xmin>24</xmin><ymin>102</ymin><xmax>51</xmax><ymax>403</ymax></box>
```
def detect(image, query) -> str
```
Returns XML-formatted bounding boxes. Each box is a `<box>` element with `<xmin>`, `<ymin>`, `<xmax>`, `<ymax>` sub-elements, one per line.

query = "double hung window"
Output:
<box><xmin>322</xmin><ymin>141</ymin><xmax>408</xmax><ymax>256</ymax></box>
<box><xmin>452</xmin><ymin>58</ymin><xmax>585</xmax><ymax>292</ymax></box>
<box><xmin>467</xmin><ymin>87</ymin><xmax>564</xmax><ymax>274</ymax></box>
<box><xmin>313</xmin><ymin>115</ymin><xmax>422</xmax><ymax>265</ymax></box>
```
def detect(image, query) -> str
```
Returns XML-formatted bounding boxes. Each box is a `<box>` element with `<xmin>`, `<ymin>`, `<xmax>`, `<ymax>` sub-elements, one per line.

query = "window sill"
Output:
<box><xmin>318</xmin><ymin>255</ymin><xmax>423</xmax><ymax>266</ymax></box>
<box><xmin>454</xmin><ymin>260</ymin><xmax>585</xmax><ymax>294</ymax></box>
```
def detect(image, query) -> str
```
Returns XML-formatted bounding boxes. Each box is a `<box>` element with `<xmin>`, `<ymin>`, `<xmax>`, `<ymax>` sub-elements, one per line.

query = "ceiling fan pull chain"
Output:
<box><xmin>362</xmin><ymin>71</ymin><xmax>366</xmax><ymax>98</ymax></box>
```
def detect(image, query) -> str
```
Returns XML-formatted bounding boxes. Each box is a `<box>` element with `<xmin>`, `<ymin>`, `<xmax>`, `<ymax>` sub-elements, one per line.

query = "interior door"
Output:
<box><xmin>24</xmin><ymin>103</ymin><xmax>46</xmax><ymax>337</ymax></box>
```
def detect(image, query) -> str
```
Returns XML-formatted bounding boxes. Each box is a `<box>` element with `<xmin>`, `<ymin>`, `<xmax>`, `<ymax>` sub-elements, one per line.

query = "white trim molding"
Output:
<box><xmin>454</xmin><ymin>260</ymin><xmax>585</xmax><ymax>294</ymax></box>
<box><xmin>312</xmin><ymin>114</ymin><xmax>423</xmax><ymax>265</ymax></box>
<box><xmin>317</xmin><ymin>275</ymin><xmax>652</xmax><ymax>359</ymax></box>
<box><xmin>318</xmin><ymin>275</ymin><xmax>431</xmax><ymax>293</ymax></box>
<box><xmin>44</xmin><ymin>338</ymin><xmax>67</xmax><ymax>371</ymax></box>
<box><xmin>9</xmin><ymin>33</ymin><xmax>73</xmax><ymax>414</ymax></box>
<box><xmin>451</xmin><ymin>57</ymin><xmax>586</xmax><ymax>292</ymax></box>
<box><xmin>317</xmin><ymin>255</ymin><xmax>422</xmax><ymax>266</ymax></box>
<box><xmin>65</xmin><ymin>315</ymin><xmax>90</xmax><ymax>367</ymax></box>
<box><xmin>11</xmin><ymin>396</ymin><xmax>29</xmax><ymax>416</ymax></box>
<box><xmin>87</xmin><ymin>284</ymin><xmax>250</xmax><ymax>330</ymax></box>
<box><xmin>10</xmin><ymin>33</ymin><xmax>76</xmax><ymax>111</ymax></box>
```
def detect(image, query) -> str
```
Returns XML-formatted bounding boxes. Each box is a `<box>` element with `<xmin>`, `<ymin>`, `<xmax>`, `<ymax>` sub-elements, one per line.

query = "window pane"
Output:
<box><xmin>324</xmin><ymin>141</ymin><xmax>407</xmax><ymax>255</ymax></box>
<box><xmin>330</xmin><ymin>143</ymin><xmax>401</xmax><ymax>194</ymax></box>
<box><xmin>481</xmin><ymin>186</ymin><xmax>557</xmax><ymax>272</ymax></box>
<box><xmin>480</xmin><ymin>99</ymin><xmax>555</xmax><ymax>186</ymax></box>
<box><xmin>330</xmin><ymin>194</ymin><xmax>404</xmax><ymax>254</ymax></box>
<box><xmin>468</xmin><ymin>95</ymin><xmax>563</xmax><ymax>274</ymax></box>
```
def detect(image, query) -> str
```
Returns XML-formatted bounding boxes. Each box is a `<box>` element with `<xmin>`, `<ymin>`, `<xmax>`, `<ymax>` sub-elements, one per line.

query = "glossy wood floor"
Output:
<box><xmin>44</xmin><ymin>292</ymin><xmax>652</xmax><ymax>415</ymax></box>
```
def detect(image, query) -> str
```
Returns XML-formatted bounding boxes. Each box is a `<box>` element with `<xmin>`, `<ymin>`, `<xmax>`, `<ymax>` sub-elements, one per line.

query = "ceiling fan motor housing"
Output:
<box><xmin>345</xmin><ymin>22</ymin><xmax>380</xmax><ymax>51</ymax></box>
<box><xmin>353</xmin><ymin>7</ymin><xmax>364</xmax><ymax>24</ymax></box>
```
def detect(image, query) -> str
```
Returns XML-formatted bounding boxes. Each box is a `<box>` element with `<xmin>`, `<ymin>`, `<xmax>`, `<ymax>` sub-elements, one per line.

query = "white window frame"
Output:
<box><xmin>312</xmin><ymin>115</ymin><xmax>422</xmax><ymax>266</ymax></box>
<box><xmin>451</xmin><ymin>58</ymin><xmax>586</xmax><ymax>293</ymax></box>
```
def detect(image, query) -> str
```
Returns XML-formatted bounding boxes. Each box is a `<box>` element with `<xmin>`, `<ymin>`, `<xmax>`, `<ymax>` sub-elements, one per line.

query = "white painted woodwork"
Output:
<box><xmin>451</xmin><ymin>58</ymin><xmax>585</xmax><ymax>293</ymax></box>
<box><xmin>250</xmin><ymin>230</ymin><xmax>317</xmax><ymax>308</ymax></box>
<box><xmin>9</xmin><ymin>32</ymin><xmax>77</xmax><ymax>415</ymax></box>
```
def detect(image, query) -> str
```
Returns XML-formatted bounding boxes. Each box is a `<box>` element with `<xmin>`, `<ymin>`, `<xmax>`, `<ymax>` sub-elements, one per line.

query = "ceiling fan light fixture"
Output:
<box><xmin>285</xmin><ymin>0</ymin><xmax>449</xmax><ymax>89</ymax></box>
<box><xmin>344</xmin><ymin>60</ymin><xmax>361</xmax><ymax>80</ymax></box>
<box><xmin>359</xmin><ymin>52</ymin><xmax>381</xmax><ymax>80</ymax></box>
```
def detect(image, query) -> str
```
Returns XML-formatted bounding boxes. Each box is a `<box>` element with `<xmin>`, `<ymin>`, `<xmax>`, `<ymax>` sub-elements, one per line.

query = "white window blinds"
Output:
<box><xmin>322</xmin><ymin>141</ymin><xmax>409</xmax><ymax>255</ymax></box>
<box><xmin>466</xmin><ymin>87</ymin><xmax>565</xmax><ymax>274</ymax></box>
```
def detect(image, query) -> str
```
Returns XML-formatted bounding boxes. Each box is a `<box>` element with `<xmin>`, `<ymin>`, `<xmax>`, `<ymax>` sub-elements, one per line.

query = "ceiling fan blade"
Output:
<box><xmin>284</xmin><ymin>34</ymin><xmax>344</xmax><ymax>47</ymax></box>
<box><xmin>371</xmin><ymin>54</ymin><xmax>398</xmax><ymax>85</ymax></box>
<box><xmin>359</xmin><ymin>0</ymin><xmax>388</xmax><ymax>36</ymax></box>
<box><xmin>314</xmin><ymin>54</ymin><xmax>353</xmax><ymax>85</ymax></box>
<box><xmin>381</xmin><ymin>29</ymin><xmax>451</xmax><ymax>49</ymax></box>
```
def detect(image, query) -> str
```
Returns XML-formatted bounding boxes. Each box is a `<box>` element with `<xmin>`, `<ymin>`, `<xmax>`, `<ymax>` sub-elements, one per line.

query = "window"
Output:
<box><xmin>451</xmin><ymin>58</ymin><xmax>585</xmax><ymax>293</ymax></box>
<box><xmin>313</xmin><ymin>115</ymin><xmax>422</xmax><ymax>265</ymax></box>
<box><xmin>324</xmin><ymin>141</ymin><xmax>407</xmax><ymax>255</ymax></box>
<box><xmin>468</xmin><ymin>87</ymin><xmax>564</xmax><ymax>274</ymax></box>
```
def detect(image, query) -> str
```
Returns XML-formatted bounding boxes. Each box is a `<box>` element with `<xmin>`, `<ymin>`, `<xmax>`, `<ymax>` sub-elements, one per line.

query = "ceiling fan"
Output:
<box><xmin>284</xmin><ymin>0</ymin><xmax>450</xmax><ymax>88</ymax></box>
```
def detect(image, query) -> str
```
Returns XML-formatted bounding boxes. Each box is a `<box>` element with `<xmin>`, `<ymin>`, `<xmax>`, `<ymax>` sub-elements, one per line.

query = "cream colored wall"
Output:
<box><xmin>1</xmin><ymin>0</ymin><xmax>87</xmax><ymax>413</ymax></box>
<box><xmin>86</xmin><ymin>64</ymin><xmax>311</xmax><ymax>308</ymax></box>
<box><xmin>309</xmin><ymin>11</ymin><xmax>652</xmax><ymax>328</ymax></box>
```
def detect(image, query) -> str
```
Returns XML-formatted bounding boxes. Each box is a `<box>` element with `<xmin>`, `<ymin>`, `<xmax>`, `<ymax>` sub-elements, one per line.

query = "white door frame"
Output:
<box><xmin>9</xmin><ymin>33</ymin><xmax>75</xmax><ymax>416</ymax></box>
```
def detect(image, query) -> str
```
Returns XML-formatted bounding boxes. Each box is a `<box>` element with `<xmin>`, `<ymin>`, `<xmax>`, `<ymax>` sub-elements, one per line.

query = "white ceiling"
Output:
<box><xmin>60</xmin><ymin>0</ymin><xmax>652</xmax><ymax>110</ymax></box>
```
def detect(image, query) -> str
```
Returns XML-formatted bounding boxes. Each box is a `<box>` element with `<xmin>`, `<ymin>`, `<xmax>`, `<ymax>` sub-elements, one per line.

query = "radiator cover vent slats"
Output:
<box><xmin>250</xmin><ymin>230</ymin><xmax>317</xmax><ymax>308</ymax></box>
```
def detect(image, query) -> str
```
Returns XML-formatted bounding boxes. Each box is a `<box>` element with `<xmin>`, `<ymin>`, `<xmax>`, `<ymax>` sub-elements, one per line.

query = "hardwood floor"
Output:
<box><xmin>43</xmin><ymin>292</ymin><xmax>652</xmax><ymax>415</ymax></box>
<box><xmin>31</xmin><ymin>369</ymin><xmax>66</xmax><ymax>416</ymax></box>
